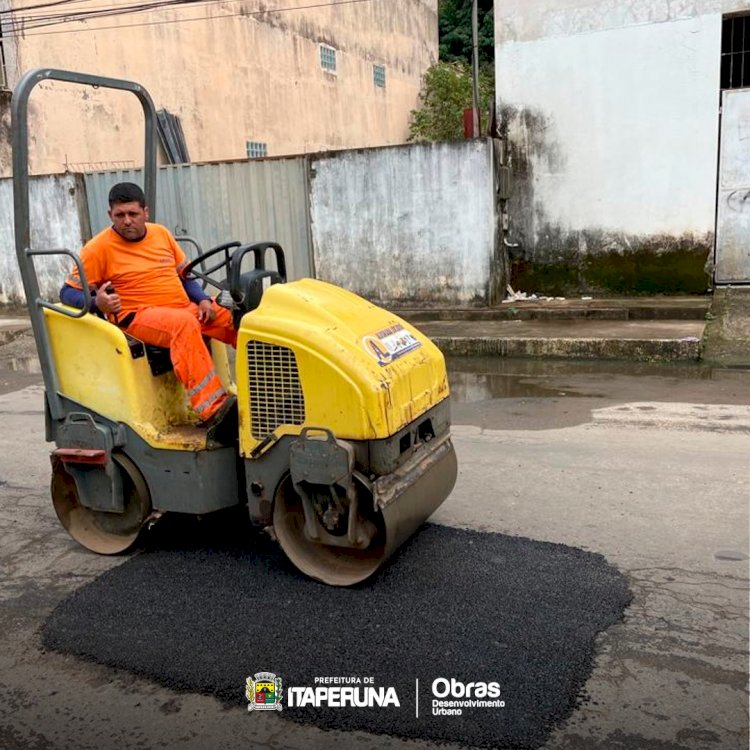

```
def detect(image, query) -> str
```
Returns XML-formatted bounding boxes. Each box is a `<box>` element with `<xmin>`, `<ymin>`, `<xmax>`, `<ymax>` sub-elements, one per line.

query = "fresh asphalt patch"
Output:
<box><xmin>42</xmin><ymin>512</ymin><xmax>632</xmax><ymax>749</ymax></box>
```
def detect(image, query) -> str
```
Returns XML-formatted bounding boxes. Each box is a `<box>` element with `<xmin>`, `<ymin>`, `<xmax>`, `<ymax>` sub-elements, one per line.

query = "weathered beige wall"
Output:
<box><xmin>0</xmin><ymin>0</ymin><xmax>437</xmax><ymax>176</ymax></box>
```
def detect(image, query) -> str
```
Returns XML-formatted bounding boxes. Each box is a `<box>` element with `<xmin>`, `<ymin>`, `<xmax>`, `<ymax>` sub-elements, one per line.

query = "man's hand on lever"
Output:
<box><xmin>95</xmin><ymin>281</ymin><xmax>122</xmax><ymax>315</ymax></box>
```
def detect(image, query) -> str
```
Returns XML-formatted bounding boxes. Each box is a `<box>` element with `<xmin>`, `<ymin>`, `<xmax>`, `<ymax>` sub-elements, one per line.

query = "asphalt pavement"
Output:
<box><xmin>42</xmin><ymin>521</ymin><xmax>631</xmax><ymax>749</ymax></box>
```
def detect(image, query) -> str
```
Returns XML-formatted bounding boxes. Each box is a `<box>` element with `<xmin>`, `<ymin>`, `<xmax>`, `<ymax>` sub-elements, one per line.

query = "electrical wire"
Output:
<box><xmin>12</xmin><ymin>0</ymin><xmax>207</xmax><ymax>29</ymax></box>
<box><xmin>8</xmin><ymin>0</ymin><xmax>200</xmax><ymax>28</ymax></box>
<box><xmin>1</xmin><ymin>0</ymin><xmax>375</xmax><ymax>33</ymax></box>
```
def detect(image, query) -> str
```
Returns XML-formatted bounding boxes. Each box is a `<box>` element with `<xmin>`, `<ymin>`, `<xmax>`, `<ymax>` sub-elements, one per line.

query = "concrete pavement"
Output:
<box><xmin>397</xmin><ymin>296</ymin><xmax>710</xmax><ymax>362</ymax></box>
<box><xmin>2</xmin><ymin>292</ymin><xmax>748</xmax><ymax>364</ymax></box>
<box><xmin>703</xmin><ymin>286</ymin><xmax>750</xmax><ymax>366</ymax></box>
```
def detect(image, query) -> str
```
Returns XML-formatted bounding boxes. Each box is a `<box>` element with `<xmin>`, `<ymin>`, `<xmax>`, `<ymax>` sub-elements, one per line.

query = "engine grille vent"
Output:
<box><xmin>246</xmin><ymin>340</ymin><xmax>306</xmax><ymax>439</ymax></box>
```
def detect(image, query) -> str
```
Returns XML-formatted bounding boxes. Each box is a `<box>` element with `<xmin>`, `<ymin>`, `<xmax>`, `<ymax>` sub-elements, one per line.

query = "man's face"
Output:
<box><xmin>109</xmin><ymin>201</ymin><xmax>149</xmax><ymax>241</ymax></box>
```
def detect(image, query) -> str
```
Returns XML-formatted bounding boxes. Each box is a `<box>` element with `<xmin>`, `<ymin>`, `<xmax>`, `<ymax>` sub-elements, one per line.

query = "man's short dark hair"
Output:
<box><xmin>108</xmin><ymin>182</ymin><xmax>146</xmax><ymax>208</ymax></box>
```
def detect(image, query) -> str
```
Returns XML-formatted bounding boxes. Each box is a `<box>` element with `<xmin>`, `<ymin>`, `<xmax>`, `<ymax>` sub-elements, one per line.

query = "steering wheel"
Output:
<box><xmin>182</xmin><ymin>241</ymin><xmax>241</xmax><ymax>291</ymax></box>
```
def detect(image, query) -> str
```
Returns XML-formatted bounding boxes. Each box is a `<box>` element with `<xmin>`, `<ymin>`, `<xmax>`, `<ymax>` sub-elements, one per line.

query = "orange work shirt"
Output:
<box><xmin>66</xmin><ymin>224</ymin><xmax>190</xmax><ymax>317</ymax></box>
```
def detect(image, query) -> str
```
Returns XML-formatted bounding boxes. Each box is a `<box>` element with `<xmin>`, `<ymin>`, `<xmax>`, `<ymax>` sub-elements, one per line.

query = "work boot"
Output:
<box><xmin>200</xmin><ymin>394</ymin><xmax>237</xmax><ymax>430</ymax></box>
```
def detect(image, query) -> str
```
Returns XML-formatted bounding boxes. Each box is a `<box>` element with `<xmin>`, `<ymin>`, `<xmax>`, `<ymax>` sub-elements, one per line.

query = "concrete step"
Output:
<box><xmin>702</xmin><ymin>287</ymin><xmax>750</xmax><ymax>367</ymax></box>
<box><xmin>394</xmin><ymin>296</ymin><xmax>711</xmax><ymax>322</ymax></box>
<box><xmin>413</xmin><ymin>319</ymin><xmax>705</xmax><ymax>362</ymax></box>
<box><xmin>0</xmin><ymin>302</ymin><xmax>711</xmax><ymax>363</ymax></box>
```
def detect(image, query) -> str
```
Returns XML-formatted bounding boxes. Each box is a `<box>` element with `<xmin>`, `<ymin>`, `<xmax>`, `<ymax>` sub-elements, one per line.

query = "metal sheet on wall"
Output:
<box><xmin>716</xmin><ymin>89</ymin><xmax>750</xmax><ymax>284</ymax></box>
<box><xmin>84</xmin><ymin>159</ymin><xmax>312</xmax><ymax>280</ymax></box>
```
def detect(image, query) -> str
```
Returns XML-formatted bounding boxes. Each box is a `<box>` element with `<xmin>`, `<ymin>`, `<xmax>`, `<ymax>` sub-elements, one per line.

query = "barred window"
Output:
<box><xmin>722</xmin><ymin>14</ymin><xmax>750</xmax><ymax>89</ymax></box>
<box><xmin>320</xmin><ymin>45</ymin><xmax>337</xmax><ymax>73</ymax></box>
<box><xmin>0</xmin><ymin>29</ymin><xmax>7</xmax><ymax>89</ymax></box>
<box><xmin>373</xmin><ymin>64</ymin><xmax>386</xmax><ymax>88</ymax></box>
<box><xmin>246</xmin><ymin>141</ymin><xmax>268</xmax><ymax>159</ymax></box>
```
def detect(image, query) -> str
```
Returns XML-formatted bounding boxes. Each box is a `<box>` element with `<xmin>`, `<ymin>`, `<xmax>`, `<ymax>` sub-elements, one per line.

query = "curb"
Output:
<box><xmin>430</xmin><ymin>336</ymin><xmax>702</xmax><ymax>362</ymax></box>
<box><xmin>0</xmin><ymin>322</ymin><xmax>705</xmax><ymax>362</ymax></box>
<box><xmin>394</xmin><ymin>298</ymin><xmax>711</xmax><ymax>323</ymax></box>
<box><xmin>0</xmin><ymin>326</ymin><xmax>30</xmax><ymax>347</ymax></box>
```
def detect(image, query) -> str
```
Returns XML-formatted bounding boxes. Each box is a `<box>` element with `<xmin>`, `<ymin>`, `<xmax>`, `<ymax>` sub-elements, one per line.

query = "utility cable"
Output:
<box><xmin>1</xmin><ymin>0</ymin><xmax>374</xmax><ymax>32</ymax></box>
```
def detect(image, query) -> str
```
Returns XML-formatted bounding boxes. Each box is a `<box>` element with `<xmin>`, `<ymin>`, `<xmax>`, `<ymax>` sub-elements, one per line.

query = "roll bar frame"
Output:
<box><xmin>11</xmin><ymin>68</ymin><xmax>158</xmax><ymax>420</ymax></box>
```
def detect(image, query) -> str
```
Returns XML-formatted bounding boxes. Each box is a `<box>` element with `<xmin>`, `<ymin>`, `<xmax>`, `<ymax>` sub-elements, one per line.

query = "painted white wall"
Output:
<box><xmin>495</xmin><ymin>0</ymin><xmax>749</xmax><ymax>43</ymax></box>
<box><xmin>309</xmin><ymin>140</ymin><xmax>495</xmax><ymax>305</ymax></box>
<box><xmin>497</xmin><ymin>12</ymin><xmax>722</xmax><ymax>242</ymax></box>
<box><xmin>0</xmin><ymin>174</ymin><xmax>87</xmax><ymax>304</ymax></box>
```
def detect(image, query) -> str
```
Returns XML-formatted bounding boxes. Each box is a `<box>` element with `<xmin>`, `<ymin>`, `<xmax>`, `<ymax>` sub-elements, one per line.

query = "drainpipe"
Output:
<box><xmin>471</xmin><ymin>0</ymin><xmax>480</xmax><ymax>137</ymax></box>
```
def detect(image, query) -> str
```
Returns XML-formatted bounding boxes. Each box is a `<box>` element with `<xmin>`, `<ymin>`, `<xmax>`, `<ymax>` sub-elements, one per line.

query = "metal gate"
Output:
<box><xmin>84</xmin><ymin>159</ymin><xmax>313</xmax><ymax>280</ymax></box>
<box><xmin>715</xmin><ymin>88</ymin><xmax>750</xmax><ymax>284</ymax></box>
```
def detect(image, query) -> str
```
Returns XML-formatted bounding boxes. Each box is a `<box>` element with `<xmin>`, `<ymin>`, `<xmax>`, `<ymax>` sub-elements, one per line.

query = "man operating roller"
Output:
<box><xmin>60</xmin><ymin>182</ymin><xmax>237</xmax><ymax>429</ymax></box>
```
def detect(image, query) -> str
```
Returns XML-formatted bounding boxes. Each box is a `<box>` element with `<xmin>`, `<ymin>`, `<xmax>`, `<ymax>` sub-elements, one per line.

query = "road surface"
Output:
<box><xmin>0</xmin><ymin>355</ymin><xmax>748</xmax><ymax>749</ymax></box>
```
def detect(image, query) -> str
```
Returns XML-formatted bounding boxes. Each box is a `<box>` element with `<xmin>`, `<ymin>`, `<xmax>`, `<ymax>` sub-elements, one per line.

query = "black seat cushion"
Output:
<box><xmin>124</xmin><ymin>334</ymin><xmax>173</xmax><ymax>377</ymax></box>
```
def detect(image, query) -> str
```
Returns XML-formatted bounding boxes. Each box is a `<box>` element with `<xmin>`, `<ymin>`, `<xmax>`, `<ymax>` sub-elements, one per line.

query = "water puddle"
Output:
<box><xmin>0</xmin><ymin>356</ymin><xmax>42</xmax><ymax>374</ymax></box>
<box><xmin>446</xmin><ymin>356</ymin><xmax>750</xmax><ymax>405</ymax></box>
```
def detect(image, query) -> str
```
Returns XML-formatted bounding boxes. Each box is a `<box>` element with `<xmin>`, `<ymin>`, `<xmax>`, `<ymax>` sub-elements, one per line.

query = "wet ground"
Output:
<box><xmin>446</xmin><ymin>356</ymin><xmax>750</xmax><ymax>430</ymax></box>
<box><xmin>2</xmin><ymin>330</ymin><xmax>748</xmax><ymax>416</ymax></box>
<box><xmin>0</xmin><ymin>337</ymin><xmax>748</xmax><ymax>750</ymax></box>
<box><xmin>0</xmin><ymin>330</ymin><xmax>42</xmax><ymax>394</ymax></box>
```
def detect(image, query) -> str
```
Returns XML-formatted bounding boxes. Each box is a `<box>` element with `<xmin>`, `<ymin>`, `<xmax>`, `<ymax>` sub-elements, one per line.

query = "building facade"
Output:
<box><xmin>495</xmin><ymin>0</ymin><xmax>750</xmax><ymax>293</ymax></box>
<box><xmin>0</xmin><ymin>0</ymin><xmax>437</xmax><ymax>175</ymax></box>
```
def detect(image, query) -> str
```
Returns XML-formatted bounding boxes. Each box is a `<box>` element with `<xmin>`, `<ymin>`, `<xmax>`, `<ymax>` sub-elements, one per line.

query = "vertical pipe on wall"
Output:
<box><xmin>471</xmin><ymin>0</ymin><xmax>481</xmax><ymax>137</ymax></box>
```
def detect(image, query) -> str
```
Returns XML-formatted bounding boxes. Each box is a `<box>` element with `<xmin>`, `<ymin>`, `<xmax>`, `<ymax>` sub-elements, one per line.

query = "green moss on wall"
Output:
<box><xmin>510</xmin><ymin>241</ymin><xmax>711</xmax><ymax>297</ymax></box>
<box><xmin>582</xmin><ymin>247</ymin><xmax>709</xmax><ymax>294</ymax></box>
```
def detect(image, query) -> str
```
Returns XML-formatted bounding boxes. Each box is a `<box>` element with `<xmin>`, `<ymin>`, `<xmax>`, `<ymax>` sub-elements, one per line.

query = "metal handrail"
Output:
<box><xmin>25</xmin><ymin>248</ymin><xmax>90</xmax><ymax>319</ymax></box>
<box><xmin>11</xmin><ymin>68</ymin><xmax>158</xmax><ymax>421</ymax></box>
<box><xmin>175</xmin><ymin>235</ymin><xmax>208</xmax><ymax>275</ymax></box>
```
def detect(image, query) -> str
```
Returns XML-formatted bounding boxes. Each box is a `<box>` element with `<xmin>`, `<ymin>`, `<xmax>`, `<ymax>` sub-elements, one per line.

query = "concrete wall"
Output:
<box><xmin>0</xmin><ymin>0</ymin><xmax>437</xmax><ymax>176</ymax></box>
<box><xmin>309</xmin><ymin>140</ymin><xmax>495</xmax><ymax>306</ymax></box>
<box><xmin>0</xmin><ymin>140</ymin><xmax>497</xmax><ymax>307</ymax></box>
<box><xmin>495</xmin><ymin>0</ymin><xmax>746</xmax><ymax>294</ymax></box>
<box><xmin>0</xmin><ymin>173</ymin><xmax>88</xmax><ymax>305</ymax></box>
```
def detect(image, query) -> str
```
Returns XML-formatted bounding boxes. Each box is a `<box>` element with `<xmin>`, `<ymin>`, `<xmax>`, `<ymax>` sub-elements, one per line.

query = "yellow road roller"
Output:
<box><xmin>12</xmin><ymin>69</ymin><xmax>457</xmax><ymax>586</ymax></box>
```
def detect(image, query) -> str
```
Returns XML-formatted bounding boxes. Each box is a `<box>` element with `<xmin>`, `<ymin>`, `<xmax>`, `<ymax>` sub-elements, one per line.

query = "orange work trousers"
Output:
<box><xmin>124</xmin><ymin>301</ymin><xmax>237</xmax><ymax>421</ymax></box>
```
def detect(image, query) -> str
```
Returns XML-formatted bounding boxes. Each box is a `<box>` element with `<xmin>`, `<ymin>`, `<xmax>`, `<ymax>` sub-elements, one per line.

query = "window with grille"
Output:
<box><xmin>373</xmin><ymin>64</ymin><xmax>386</xmax><ymax>88</ymax></box>
<box><xmin>721</xmin><ymin>14</ymin><xmax>750</xmax><ymax>89</ymax></box>
<box><xmin>320</xmin><ymin>45</ymin><xmax>337</xmax><ymax>73</ymax></box>
<box><xmin>246</xmin><ymin>141</ymin><xmax>268</xmax><ymax>159</ymax></box>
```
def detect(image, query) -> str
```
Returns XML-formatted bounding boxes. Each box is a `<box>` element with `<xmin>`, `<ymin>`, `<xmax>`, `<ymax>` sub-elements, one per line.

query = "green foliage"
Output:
<box><xmin>408</xmin><ymin>2</ymin><xmax>495</xmax><ymax>141</ymax></box>
<box><xmin>439</xmin><ymin>0</ymin><xmax>494</xmax><ymax>67</ymax></box>
<box><xmin>408</xmin><ymin>61</ymin><xmax>494</xmax><ymax>142</ymax></box>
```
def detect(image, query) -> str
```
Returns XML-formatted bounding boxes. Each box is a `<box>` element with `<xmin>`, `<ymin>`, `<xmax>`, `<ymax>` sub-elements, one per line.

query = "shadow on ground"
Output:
<box><xmin>42</xmin><ymin>511</ymin><xmax>632</xmax><ymax>749</ymax></box>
